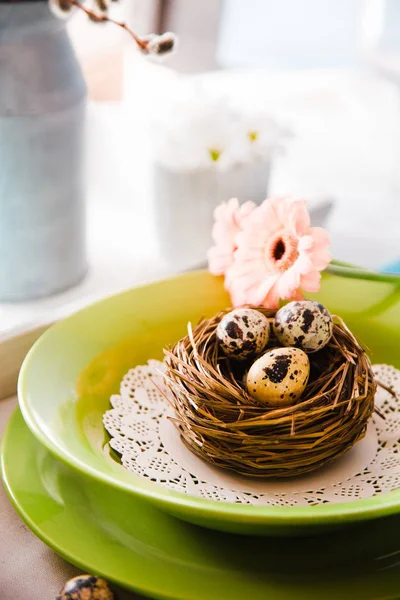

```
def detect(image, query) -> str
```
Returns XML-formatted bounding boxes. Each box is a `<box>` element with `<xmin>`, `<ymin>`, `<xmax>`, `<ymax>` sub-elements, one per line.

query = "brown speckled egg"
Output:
<box><xmin>217</xmin><ymin>308</ymin><xmax>270</xmax><ymax>360</ymax></box>
<box><xmin>246</xmin><ymin>347</ymin><xmax>310</xmax><ymax>406</ymax></box>
<box><xmin>56</xmin><ymin>575</ymin><xmax>116</xmax><ymax>600</ymax></box>
<box><xmin>273</xmin><ymin>300</ymin><xmax>333</xmax><ymax>353</ymax></box>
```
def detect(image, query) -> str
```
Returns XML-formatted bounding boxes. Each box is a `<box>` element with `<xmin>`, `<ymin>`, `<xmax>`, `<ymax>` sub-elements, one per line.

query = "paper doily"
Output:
<box><xmin>103</xmin><ymin>361</ymin><xmax>400</xmax><ymax>506</ymax></box>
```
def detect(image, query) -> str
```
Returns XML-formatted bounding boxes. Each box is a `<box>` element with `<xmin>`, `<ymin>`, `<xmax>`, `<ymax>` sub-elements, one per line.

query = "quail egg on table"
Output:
<box><xmin>56</xmin><ymin>575</ymin><xmax>116</xmax><ymax>600</ymax></box>
<box><xmin>246</xmin><ymin>347</ymin><xmax>310</xmax><ymax>407</ymax></box>
<box><xmin>274</xmin><ymin>300</ymin><xmax>333</xmax><ymax>353</ymax></box>
<box><xmin>217</xmin><ymin>308</ymin><xmax>270</xmax><ymax>360</ymax></box>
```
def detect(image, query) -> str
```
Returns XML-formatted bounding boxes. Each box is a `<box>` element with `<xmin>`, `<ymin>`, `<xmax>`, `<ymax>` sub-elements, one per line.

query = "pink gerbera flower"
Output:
<box><xmin>207</xmin><ymin>197</ymin><xmax>256</xmax><ymax>276</ymax></box>
<box><xmin>225</xmin><ymin>197</ymin><xmax>331</xmax><ymax>308</ymax></box>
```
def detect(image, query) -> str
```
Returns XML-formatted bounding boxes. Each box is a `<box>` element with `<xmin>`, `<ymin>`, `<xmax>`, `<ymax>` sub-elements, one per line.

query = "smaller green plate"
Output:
<box><xmin>4</xmin><ymin>409</ymin><xmax>400</xmax><ymax>600</ymax></box>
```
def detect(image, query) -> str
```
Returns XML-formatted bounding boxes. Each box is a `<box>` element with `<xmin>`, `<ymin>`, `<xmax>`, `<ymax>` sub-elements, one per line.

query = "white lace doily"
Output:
<box><xmin>102</xmin><ymin>361</ymin><xmax>400</xmax><ymax>506</ymax></box>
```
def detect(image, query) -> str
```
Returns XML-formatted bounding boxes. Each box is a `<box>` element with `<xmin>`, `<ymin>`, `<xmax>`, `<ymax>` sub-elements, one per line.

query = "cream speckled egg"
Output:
<box><xmin>56</xmin><ymin>575</ymin><xmax>115</xmax><ymax>600</ymax></box>
<box><xmin>217</xmin><ymin>308</ymin><xmax>270</xmax><ymax>360</ymax></box>
<box><xmin>246</xmin><ymin>347</ymin><xmax>310</xmax><ymax>406</ymax></box>
<box><xmin>273</xmin><ymin>300</ymin><xmax>333</xmax><ymax>353</ymax></box>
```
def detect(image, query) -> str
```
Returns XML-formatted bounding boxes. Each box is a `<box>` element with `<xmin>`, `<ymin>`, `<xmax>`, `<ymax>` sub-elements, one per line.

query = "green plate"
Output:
<box><xmin>5</xmin><ymin>408</ymin><xmax>400</xmax><ymax>600</ymax></box>
<box><xmin>18</xmin><ymin>269</ymin><xmax>400</xmax><ymax>535</ymax></box>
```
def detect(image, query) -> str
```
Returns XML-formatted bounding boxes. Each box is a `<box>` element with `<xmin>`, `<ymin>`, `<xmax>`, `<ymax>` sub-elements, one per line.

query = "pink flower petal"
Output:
<box><xmin>208</xmin><ymin>246</ymin><xmax>232</xmax><ymax>275</ymax></box>
<box><xmin>227</xmin><ymin>283</ymin><xmax>247</xmax><ymax>307</ymax></box>
<box><xmin>310</xmin><ymin>227</ymin><xmax>331</xmax><ymax>251</ymax></box>
<box><xmin>294</xmin><ymin>253</ymin><xmax>314</xmax><ymax>275</ymax></box>
<box><xmin>226</xmin><ymin>274</ymin><xmax>266</xmax><ymax>307</ymax></box>
<box><xmin>298</xmin><ymin>235</ymin><xmax>314</xmax><ymax>252</ymax></box>
<box><xmin>309</xmin><ymin>249</ymin><xmax>332</xmax><ymax>270</ymax></box>
<box><xmin>257</xmin><ymin>198</ymin><xmax>284</xmax><ymax>234</ymax></box>
<box><xmin>289</xmin><ymin>199</ymin><xmax>310</xmax><ymax>238</ymax></box>
<box><xmin>290</xmin><ymin>289</ymin><xmax>305</xmax><ymax>301</ymax></box>
<box><xmin>277</xmin><ymin>268</ymin><xmax>301</xmax><ymax>299</ymax></box>
<box><xmin>226</xmin><ymin>261</ymin><xmax>265</xmax><ymax>283</ymax></box>
<box><xmin>234</xmin><ymin>246</ymin><xmax>264</xmax><ymax>262</ymax></box>
<box><xmin>261</xmin><ymin>280</ymin><xmax>282</xmax><ymax>309</ymax></box>
<box><xmin>250</xmin><ymin>274</ymin><xmax>280</xmax><ymax>306</ymax></box>
<box><xmin>208</xmin><ymin>198</ymin><xmax>256</xmax><ymax>277</ymax></box>
<box><xmin>236</xmin><ymin>201</ymin><xmax>257</xmax><ymax>226</ymax></box>
<box><xmin>300</xmin><ymin>270</ymin><xmax>322</xmax><ymax>292</ymax></box>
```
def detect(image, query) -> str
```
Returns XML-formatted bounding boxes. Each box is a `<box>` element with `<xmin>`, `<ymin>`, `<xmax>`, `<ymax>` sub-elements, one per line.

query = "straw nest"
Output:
<box><xmin>164</xmin><ymin>308</ymin><xmax>376</xmax><ymax>478</ymax></box>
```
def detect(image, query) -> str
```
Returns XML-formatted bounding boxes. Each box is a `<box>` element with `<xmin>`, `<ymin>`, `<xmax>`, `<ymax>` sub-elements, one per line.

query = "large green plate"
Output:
<box><xmin>18</xmin><ymin>269</ymin><xmax>400</xmax><ymax>535</ymax></box>
<box><xmin>4</xmin><ymin>409</ymin><xmax>400</xmax><ymax>600</ymax></box>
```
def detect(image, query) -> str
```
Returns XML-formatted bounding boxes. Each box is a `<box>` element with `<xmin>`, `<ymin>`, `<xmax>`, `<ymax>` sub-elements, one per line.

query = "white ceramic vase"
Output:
<box><xmin>153</xmin><ymin>160</ymin><xmax>271</xmax><ymax>270</ymax></box>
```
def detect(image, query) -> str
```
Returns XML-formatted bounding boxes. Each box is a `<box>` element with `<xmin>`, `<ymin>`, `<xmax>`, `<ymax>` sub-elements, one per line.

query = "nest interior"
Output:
<box><xmin>164</xmin><ymin>308</ymin><xmax>376</xmax><ymax>478</ymax></box>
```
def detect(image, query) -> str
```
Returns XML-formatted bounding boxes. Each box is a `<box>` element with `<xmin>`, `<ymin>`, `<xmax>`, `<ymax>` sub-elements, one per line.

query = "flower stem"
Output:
<box><xmin>327</xmin><ymin>262</ymin><xmax>400</xmax><ymax>284</ymax></box>
<box><xmin>70</xmin><ymin>0</ymin><xmax>149</xmax><ymax>51</ymax></box>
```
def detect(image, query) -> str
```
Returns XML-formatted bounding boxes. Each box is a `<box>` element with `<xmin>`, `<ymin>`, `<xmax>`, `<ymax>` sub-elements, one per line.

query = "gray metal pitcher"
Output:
<box><xmin>0</xmin><ymin>2</ymin><xmax>87</xmax><ymax>301</ymax></box>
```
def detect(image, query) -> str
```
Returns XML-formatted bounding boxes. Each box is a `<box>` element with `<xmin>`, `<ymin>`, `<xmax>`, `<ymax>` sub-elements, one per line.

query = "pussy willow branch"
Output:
<box><xmin>71</xmin><ymin>0</ymin><xmax>148</xmax><ymax>50</ymax></box>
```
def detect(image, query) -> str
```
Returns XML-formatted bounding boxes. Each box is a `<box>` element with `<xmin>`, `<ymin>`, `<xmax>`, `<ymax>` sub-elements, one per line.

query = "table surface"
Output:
<box><xmin>2</xmin><ymin>67</ymin><xmax>400</xmax><ymax>338</ymax></box>
<box><xmin>0</xmin><ymin>395</ymin><xmax>142</xmax><ymax>600</ymax></box>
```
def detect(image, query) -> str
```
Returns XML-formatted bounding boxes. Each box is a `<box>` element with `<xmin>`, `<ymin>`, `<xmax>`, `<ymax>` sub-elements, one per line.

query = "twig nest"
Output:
<box><xmin>217</xmin><ymin>308</ymin><xmax>270</xmax><ymax>360</ymax></box>
<box><xmin>165</xmin><ymin>305</ymin><xmax>376</xmax><ymax>478</ymax></box>
<box><xmin>274</xmin><ymin>300</ymin><xmax>333</xmax><ymax>353</ymax></box>
<box><xmin>247</xmin><ymin>347</ymin><xmax>310</xmax><ymax>407</ymax></box>
<box><xmin>56</xmin><ymin>575</ymin><xmax>116</xmax><ymax>600</ymax></box>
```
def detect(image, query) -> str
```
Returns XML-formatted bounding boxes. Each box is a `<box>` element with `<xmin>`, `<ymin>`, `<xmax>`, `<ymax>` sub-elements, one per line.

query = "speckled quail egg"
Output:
<box><xmin>217</xmin><ymin>308</ymin><xmax>270</xmax><ymax>360</ymax></box>
<box><xmin>273</xmin><ymin>300</ymin><xmax>333</xmax><ymax>353</ymax></box>
<box><xmin>246</xmin><ymin>347</ymin><xmax>310</xmax><ymax>407</ymax></box>
<box><xmin>56</xmin><ymin>575</ymin><xmax>116</xmax><ymax>600</ymax></box>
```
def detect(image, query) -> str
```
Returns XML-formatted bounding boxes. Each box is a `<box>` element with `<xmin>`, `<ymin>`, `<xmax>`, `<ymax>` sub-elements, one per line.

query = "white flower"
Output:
<box><xmin>152</xmin><ymin>81</ymin><xmax>288</xmax><ymax>171</ymax></box>
<box><xmin>153</xmin><ymin>84</ymin><xmax>243</xmax><ymax>171</ymax></box>
<box><xmin>238</xmin><ymin>112</ymin><xmax>291</xmax><ymax>162</ymax></box>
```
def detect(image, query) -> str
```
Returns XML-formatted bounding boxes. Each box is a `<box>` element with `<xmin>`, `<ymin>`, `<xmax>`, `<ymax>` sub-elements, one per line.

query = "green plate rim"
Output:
<box><xmin>17</xmin><ymin>268</ymin><xmax>400</xmax><ymax>528</ymax></box>
<box><xmin>0</xmin><ymin>410</ymin><xmax>183</xmax><ymax>600</ymax></box>
<box><xmin>6</xmin><ymin>408</ymin><xmax>400</xmax><ymax>600</ymax></box>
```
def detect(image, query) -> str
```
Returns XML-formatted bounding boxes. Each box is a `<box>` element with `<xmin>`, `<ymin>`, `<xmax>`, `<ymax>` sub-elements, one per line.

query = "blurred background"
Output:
<box><xmin>2</xmin><ymin>0</ymin><xmax>400</xmax><ymax>330</ymax></box>
<box><xmin>69</xmin><ymin>0</ymin><xmax>400</xmax><ymax>266</ymax></box>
